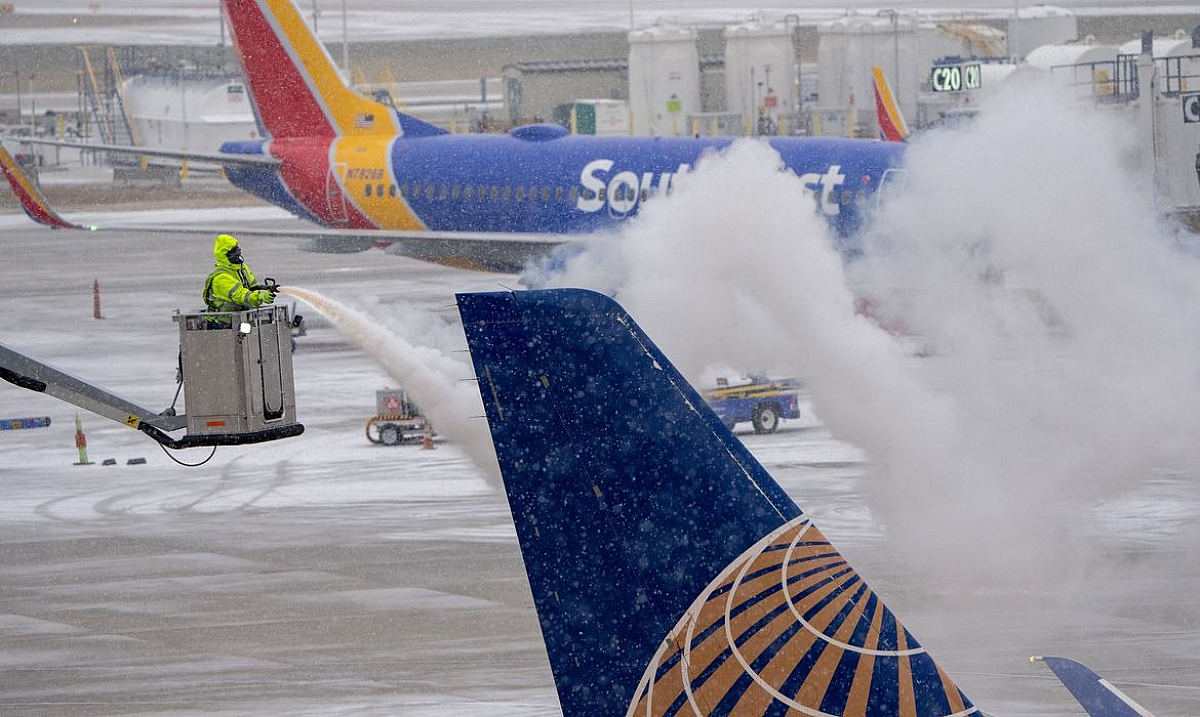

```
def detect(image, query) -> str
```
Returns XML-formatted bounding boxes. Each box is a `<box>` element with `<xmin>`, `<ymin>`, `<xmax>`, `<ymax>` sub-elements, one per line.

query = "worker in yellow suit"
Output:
<box><xmin>202</xmin><ymin>234</ymin><xmax>276</xmax><ymax>313</ymax></box>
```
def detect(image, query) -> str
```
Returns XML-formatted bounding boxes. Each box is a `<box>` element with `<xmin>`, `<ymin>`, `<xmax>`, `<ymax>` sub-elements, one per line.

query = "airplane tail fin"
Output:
<box><xmin>0</xmin><ymin>145</ymin><xmax>86</xmax><ymax>230</ymax></box>
<box><xmin>222</xmin><ymin>0</ymin><xmax>446</xmax><ymax>139</ymax></box>
<box><xmin>458</xmin><ymin>288</ymin><xmax>977</xmax><ymax>716</ymax></box>
<box><xmin>1033</xmin><ymin>656</ymin><xmax>1156</xmax><ymax>717</ymax></box>
<box><xmin>872</xmin><ymin>66</ymin><xmax>910</xmax><ymax>142</ymax></box>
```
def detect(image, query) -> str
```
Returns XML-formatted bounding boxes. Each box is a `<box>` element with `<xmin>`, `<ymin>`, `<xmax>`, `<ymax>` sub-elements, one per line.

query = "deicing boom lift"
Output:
<box><xmin>0</xmin><ymin>306</ymin><xmax>304</xmax><ymax>450</ymax></box>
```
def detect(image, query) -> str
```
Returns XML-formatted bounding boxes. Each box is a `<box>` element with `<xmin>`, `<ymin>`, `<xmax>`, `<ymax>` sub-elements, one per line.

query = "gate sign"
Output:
<box><xmin>931</xmin><ymin>64</ymin><xmax>982</xmax><ymax>93</ymax></box>
<box><xmin>0</xmin><ymin>416</ymin><xmax>51</xmax><ymax>430</ymax></box>
<box><xmin>1184</xmin><ymin>92</ymin><xmax>1200</xmax><ymax>124</ymax></box>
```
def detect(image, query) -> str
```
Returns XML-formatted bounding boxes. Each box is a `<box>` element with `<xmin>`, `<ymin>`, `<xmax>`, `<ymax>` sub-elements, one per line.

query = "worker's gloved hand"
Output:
<box><xmin>249</xmin><ymin>290</ymin><xmax>275</xmax><ymax>307</ymax></box>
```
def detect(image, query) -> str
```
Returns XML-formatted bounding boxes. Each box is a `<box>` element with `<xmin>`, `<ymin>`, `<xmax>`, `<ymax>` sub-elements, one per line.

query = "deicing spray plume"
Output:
<box><xmin>533</xmin><ymin>105</ymin><xmax>1200</xmax><ymax>591</ymax></box>
<box><xmin>280</xmin><ymin>286</ymin><xmax>500</xmax><ymax>485</ymax></box>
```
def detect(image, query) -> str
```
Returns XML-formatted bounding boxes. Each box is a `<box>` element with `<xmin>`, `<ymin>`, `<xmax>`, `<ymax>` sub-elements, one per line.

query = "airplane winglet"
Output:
<box><xmin>872</xmin><ymin>66</ymin><xmax>910</xmax><ymax>142</ymax></box>
<box><xmin>0</xmin><ymin>145</ymin><xmax>90</xmax><ymax>230</ymax></box>
<box><xmin>1033</xmin><ymin>656</ymin><xmax>1156</xmax><ymax>717</ymax></box>
<box><xmin>459</xmin><ymin>288</ymin><xmax>978</xmax><ymax>716</ymax></box>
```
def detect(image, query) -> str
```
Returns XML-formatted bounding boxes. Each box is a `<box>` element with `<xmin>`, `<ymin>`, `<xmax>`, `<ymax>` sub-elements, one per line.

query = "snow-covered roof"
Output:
<box><xmin>1016</xmin><ymin>5</ymin><xmax>1075</xmax><ymax>20</ymax></box>
<box><xmin>724</xmin><ymin>21</ymin><xmax>790</xmax><ymax>38</ymax></box>
<box><xmin>629</xmin><ymin>25</ymin><xmax>697</xmax><ymax>43</ymax></box>
<box><xmin>1025</xmin><ymin>42</ymin><xmax>1119</xmax><ymax>68</ymax></box>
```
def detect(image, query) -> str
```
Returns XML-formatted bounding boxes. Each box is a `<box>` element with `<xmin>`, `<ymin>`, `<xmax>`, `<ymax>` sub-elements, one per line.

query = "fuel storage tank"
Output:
<box><xmin>724</xmin><ymin>21</ymin><xmax>798</xmax><ymax>129</ymax></box>
<box><xmin>628</xmin><ymin>25</ymin><xmax>701</xmax><ymax>136</ymax></box>
<box><xmin>122</xmin><ymin>74</ymin><xmax>260</xmax><ymax>151</ymax></box>
<box><xmin>817</xmin><ymin>14</ymin><xmax>919</xmax><ymax>136</ymax></box>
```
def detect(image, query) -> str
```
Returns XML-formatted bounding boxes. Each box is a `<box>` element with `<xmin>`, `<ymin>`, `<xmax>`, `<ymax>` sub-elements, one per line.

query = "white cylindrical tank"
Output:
<box><xmin>628</xmin><ymin>25</ymin><xmax>701</xmax><ymax>136</ymax></box>
<box><xmin>1117</xmin><ymin>36</ymin><xmax>1193</xmax><ymax>57</ymax></box>
<box><xmin>1025</xmin><ymin>42</ymin><xmax>1119</xmax><ymax>69</ymax></box>
<box><xmin>1009</xmin><ymin>6</ymin><xmax>1077</xmax><ymax>60</ymax></box>
<box><xmin>122</xmin><ymin>74</ymin><xmax>260</xmax><ymax>151</ymax></box>
<box><xmin>817</xmin><ymin>15</ymin><xmax>919</xmax><ymax>133</ymax></box>
<box><xmin>724</xmin><ymin>21</ymin><xmax>797</xmax><ymax>127</ymax></box>
<box><xmin>1025</xmin><ymin>42</ymin><xmax>1120</xmax><ymax>98</ymax></box>
<box><xmin>980</xmin><ymin>62</ymin><xmax>1048</xmax><ymax>94</ymax></box>
<box><xmin>1119</xmin><ymin>34</ymin><xmax>1199</xmax><ymax>93</ymax></box>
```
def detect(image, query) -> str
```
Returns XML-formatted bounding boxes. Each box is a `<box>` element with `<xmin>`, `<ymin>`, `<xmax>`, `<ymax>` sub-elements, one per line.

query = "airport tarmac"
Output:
<box><xmin>0</xmin><ymin>214</ymin><xmax>1198</xmax><ymax>715</ymax></box>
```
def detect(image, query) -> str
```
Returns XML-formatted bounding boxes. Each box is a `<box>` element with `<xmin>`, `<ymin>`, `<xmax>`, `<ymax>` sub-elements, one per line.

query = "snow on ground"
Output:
<box><xmin>0</xmin><ymin>214</ymin><xmax>1198</xmax><ymax>714</ymax></box>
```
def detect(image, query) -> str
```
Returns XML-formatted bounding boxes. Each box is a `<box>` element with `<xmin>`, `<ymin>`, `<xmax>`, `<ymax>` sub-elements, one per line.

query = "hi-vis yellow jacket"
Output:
<box><xmin>203</xmin><ymin>234</ymin><xmax>269</xmax><ymax>312</ymax></box>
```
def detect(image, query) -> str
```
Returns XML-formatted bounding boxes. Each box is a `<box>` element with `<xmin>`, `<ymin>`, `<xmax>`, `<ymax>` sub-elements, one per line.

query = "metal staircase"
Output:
<box><xmin>76</xmin><ymin>45</ymin><xmax>141</xmax><ymax>161</ymax></box>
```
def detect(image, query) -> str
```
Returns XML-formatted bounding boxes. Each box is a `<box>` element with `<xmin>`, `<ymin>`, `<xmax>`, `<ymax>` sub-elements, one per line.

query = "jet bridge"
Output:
<box><xmin>0</xmin><ymin>306</ymin><xmax>303</xmax><ymax>450</ymax></box>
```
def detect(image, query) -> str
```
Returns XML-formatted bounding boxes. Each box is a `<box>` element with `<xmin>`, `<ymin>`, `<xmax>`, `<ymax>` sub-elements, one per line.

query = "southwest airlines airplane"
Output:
<box><xmin>2</xmin><ymin>0</ymin><xmax>909</xmax><ymax>272</ymax></box>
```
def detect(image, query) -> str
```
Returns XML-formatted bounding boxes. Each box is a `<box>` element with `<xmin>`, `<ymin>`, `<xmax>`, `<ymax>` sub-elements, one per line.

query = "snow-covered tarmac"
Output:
<box><xmin>0</xmin><ymin>213</ymin><xmax>1198</xmax><ymax>714</ymax></box>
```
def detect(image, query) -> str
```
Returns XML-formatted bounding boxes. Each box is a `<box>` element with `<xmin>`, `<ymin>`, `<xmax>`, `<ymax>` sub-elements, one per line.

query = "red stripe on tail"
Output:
<box><xmin>223</xmin><ymin>0</ymin><xmax>336</xmax><ymax>139</ymax></box>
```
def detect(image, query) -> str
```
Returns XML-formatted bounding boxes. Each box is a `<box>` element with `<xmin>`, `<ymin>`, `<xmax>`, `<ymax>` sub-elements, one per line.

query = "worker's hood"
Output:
<box><xmin>213</xmin><ymin>234</ymin><xmax>242</xmax><ymax>269</ymax></box>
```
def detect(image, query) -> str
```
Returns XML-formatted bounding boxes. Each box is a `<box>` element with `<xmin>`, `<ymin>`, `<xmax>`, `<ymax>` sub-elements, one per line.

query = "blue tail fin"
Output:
<box><xmin>457</xmin><ymin>288</ymin><xmax>978</xmax><ymax>717</ymax></box>
<box><xmin>1033</xmin><ymin>656</ymin><xmax>1155</xmax><ymax>717</ymax></box>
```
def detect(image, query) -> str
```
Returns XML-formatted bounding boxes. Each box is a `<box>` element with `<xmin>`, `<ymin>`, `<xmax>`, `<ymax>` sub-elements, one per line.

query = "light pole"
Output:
<box><xmin>1011</xmin><ymin>0</ymin><xmax>1020</xmax><ymax>61</ymax></box>
<box><xmin>877</xmin><ymin>9</ymin><xmax>900</xmax><ymax>93</ymax></box>
<box><xmin>341</xmin><ymin>0</ymin><xmax>349</xmax><ymax>75</ymax></box>
<box><xmin>13</xmin><ymin>61</ymin><xmax>20</xmax><ymax>129</ymax></box>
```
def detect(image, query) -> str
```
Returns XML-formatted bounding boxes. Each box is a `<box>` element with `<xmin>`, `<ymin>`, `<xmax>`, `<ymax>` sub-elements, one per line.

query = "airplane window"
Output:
<box><xmin>598</xmin><ymin>187</ymin><xmax>606</xmax><ymax>201</ymax></box>
<box><xmin>365</xmin><ymin>184</ymin><xmax>372</xmax><ymax>197</ymax></box>
<box><xmin>412</xmin><ymin>182</ymin><xmax>421</xmax><ymax>197</ymax></box>
<box><xmin>555</xmin><ymin>186</ymin><xmax>564</xmax><ymax>201</ymax></box>
<box><xmin>439</xmin><ymin>184</ymin><xmax>447</xmax><ymax>200</ymax></box>
<box><xmin>490</xmin><ymin>185</ymin><xmax>499</xmax><ymax>201</ymax></box>
<box><xmin>464</xmin><ymin>185</ymin><xmax>474</xmax><ymax>199</ymax></box>
<box><xmin>569</xmin><ymin>186</ymin><xmax>578</xmax><ymax>203</ymax></box>
<box><xmin>640</xmin><ymin>188</ymin><xmax>648</xmax><ymax>202</ymax></box>
<box><xmin>377</xmin><ymin>183</ymin><xmax>385</xmax><ymax>197</ymax></box>
<box><xmin>582</xmin><ymin>188</ymin><xmax>595</xmax><ymax>201</ymax></box>
<box><xmin>502</xmin><ymin>186</ymin><xmax>511</xmax><ymax>201</ymax></box>
<box><xmin>515</xmin><ymin>186</ymin><xmax>525</xmax><ymax>201</ymax></box>
<box><xmin>841</xmin><ymin>189</ymin><xmax>853</xmax><ymax>205</ymax></box>
<box><xmin>451</xmin><ymin>185</ymin><xmax>460</xmax><ymax>199</ymax></box>
<box><xmin>388</xmin><ymin>184</ymin><xmax>396</xmax><ymax>197</ymax></box>
<box><xmin>478</xmin><ymin>184</ymin><xmax>487</xmax><ymax>200</ymax></box>
<box><xmin>399</xmin><ymin>184</ymin><xmax>407</xmax><ymax>198</ymax></box>
<box><xmin>529</xmin><ymin>185</ymin><xmax>538</xmax><ymax>200</ymax></box>
<box><xmin>425</xmin><ymin>185</ymin><xmax>434</xmax><ymax>200</ymax></box>
<box><xmin>541</xmin><ymin>187</ymin><xmax>551</xmax><ymax>202</ymax></box>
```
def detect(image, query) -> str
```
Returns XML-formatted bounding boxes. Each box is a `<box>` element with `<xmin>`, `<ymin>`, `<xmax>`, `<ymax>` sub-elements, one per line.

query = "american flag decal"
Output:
<box><xmin>353</xmin><ymin>113</ymin><xmax>375</xmax><ymax>129</ymax></box>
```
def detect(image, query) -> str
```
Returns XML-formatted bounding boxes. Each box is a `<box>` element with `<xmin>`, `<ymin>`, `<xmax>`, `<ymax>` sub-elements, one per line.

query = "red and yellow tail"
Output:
<box><xmin>0</xmin><ymin>146</ymin><xmax>84</xmax><ymax>230</ymax></box>
<box><xmin>872</xmin><ymin>66</ymin><xmax>910</xmax><ymax>143</ymax></box>
<box><xmin>222</xmin><ymin>0</ymin><xmax>441</xmax><ymax>139</ymax></box>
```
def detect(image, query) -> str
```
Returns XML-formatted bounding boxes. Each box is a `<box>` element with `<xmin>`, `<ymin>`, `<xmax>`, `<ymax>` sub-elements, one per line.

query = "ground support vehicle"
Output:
<box><xmin>703</xmin><ymin>377</ymin><xmax>801</xmax><ymax>434</ymax></box>
<box><xmin>365</xmin><ymin>389</ymin><xmax>431</xmax><ymax>446</ymax></box>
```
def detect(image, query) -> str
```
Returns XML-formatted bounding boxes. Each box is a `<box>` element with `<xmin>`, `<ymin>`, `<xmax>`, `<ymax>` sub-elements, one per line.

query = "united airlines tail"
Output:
<box><xmin>0</xmin><ymin>145</ymin><xmax>86</xmax><ymax>230</ymax></box>
<box><xmin>222</xmin><ymin>0</ymin><xmax>446</xmax><ymax>139</ymax></box>
<box><xmin>872</xmin><ymin>66</ymin><xmax>910</xmax><ymax>143</ymax></box>
<box><xmin>458</xmin><ymin>288</ymin><xmax>977</xmax><ymax>716</ymax></box>
<box><xmin>1033</xmin><ymin>656</ymin><xmax>1156</xmax><ymax>717</ymax></box>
